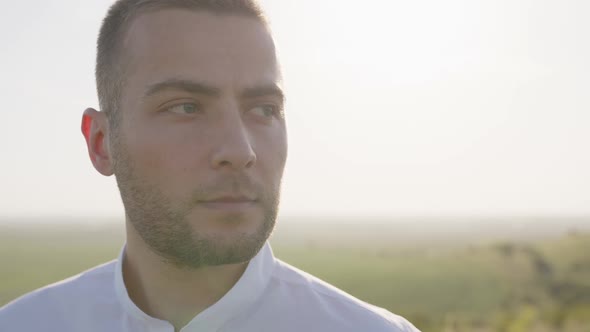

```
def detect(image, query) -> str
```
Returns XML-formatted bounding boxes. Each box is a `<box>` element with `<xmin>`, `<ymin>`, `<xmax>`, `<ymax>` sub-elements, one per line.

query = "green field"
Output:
<box><xmin>1</xmin><ymin>218</ymin><xmax>589</xmax><ymax>332</ymax></box>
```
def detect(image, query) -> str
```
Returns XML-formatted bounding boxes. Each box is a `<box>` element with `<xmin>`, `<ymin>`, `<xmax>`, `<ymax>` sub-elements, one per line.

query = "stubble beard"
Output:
<box><xmin>111</xmin><ymin>137</ymin><xmax>280</xmax><ymax>269</ymax></box>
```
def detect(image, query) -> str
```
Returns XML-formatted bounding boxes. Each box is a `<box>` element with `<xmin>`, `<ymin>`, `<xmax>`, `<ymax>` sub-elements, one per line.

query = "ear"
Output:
<box><xmin>81</xmin><ymin>108</ymin><xmax>114</xmax><ymax>176</ymax></box>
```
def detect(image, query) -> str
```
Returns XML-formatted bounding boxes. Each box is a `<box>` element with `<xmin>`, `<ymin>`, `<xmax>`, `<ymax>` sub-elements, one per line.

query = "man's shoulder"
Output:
<box><xmin>0</xmin><ymin>260</ymin><xmax>118</xmax><ymax>330</ymax></box>
<box><xmin>263</xmin><ymin>259</ymin><xmax>420</xmax><ymax>332</ymax></box>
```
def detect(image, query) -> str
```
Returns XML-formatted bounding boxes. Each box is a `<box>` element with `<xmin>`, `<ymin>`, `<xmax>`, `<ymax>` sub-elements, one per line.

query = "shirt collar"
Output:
<box><xmin>114</xmin><ymin>242</ymin><xmax>276</xmax><ymax>331</ymax></box>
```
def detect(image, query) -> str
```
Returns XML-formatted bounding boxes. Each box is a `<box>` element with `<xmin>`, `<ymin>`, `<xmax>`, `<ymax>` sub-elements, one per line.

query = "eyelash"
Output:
<box><xmin>162</xmin><ymin>101</ymin><xmax>283</xmax><ymax>119</ymax></box>
<box><xmin>166</xmin><ymin>102</ymin><xmax>201</xmax><ymax>114</ymax></box>
<box><xmin>249</xmin><ymin>104</ymin><xmax>282</xmax><ymax>118</ymax></box>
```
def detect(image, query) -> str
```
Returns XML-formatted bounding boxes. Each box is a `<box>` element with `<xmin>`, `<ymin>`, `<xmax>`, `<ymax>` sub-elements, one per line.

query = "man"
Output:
<box><xmin>0</xmin><ymin>1</ymin><xmax>420</xmax><ymax>331</ymax></box>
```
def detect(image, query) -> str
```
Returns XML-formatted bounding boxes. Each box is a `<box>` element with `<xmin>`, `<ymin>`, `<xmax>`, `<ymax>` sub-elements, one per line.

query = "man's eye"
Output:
<box><xmin>250</xmin><ymin>104</ymin><xmax>279</xmax><ymax>118</ymax></box>
<box><xmin>167</xmin><ymin>103</ymin><xmax>200</xmax><ymax>114</ymax></box>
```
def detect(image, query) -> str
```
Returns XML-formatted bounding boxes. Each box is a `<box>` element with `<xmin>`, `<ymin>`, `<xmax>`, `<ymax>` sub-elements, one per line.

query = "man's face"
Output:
<box><xmin>111</xmin><ymin>10</ymin><xmax>287</xmax><ymax>268</ymax></box>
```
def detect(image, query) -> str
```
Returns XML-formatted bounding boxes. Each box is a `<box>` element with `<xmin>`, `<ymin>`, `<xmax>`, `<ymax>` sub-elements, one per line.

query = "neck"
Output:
<box><xmin>122</xmin><ymin>223</ymin><xmax>248</xmax><ymax>331</ymax></box>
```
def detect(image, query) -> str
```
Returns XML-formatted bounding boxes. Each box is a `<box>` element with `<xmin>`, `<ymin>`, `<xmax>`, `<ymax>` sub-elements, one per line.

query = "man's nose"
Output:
<box><xmin>210</xmin><ymin>113</ymin><xmax>257</xmax><ymax>170</ymax></box>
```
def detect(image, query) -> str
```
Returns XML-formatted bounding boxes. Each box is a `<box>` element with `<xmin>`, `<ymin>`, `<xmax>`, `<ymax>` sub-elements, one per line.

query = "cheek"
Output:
<box><xmin>123</xmin><ymin>122</ymin><xmax>209</xmax><ymax>183</ymax></box>
<box><xmin>255</xmin><ymin>129</ymin><xmax>287</xmax><ymax>177</ymax></box>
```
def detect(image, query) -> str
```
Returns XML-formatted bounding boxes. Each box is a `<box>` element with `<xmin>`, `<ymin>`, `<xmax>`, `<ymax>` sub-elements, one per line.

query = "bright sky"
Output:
<box><xmin>0</xmin><ymin>0</ymin><xmax>589</xmax><ymax>221</ymax></box>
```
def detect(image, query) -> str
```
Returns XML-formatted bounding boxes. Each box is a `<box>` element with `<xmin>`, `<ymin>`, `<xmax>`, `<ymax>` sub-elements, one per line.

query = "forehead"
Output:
<box><xmin>121</xmin><ymin>9</ymin><xmax>280</xmax><ymax>93</ymax></box>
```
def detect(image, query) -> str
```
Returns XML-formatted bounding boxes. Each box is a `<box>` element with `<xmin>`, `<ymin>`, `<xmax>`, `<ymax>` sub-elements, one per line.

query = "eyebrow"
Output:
<box><xmin>145</xmin><ymin>78</ymin><xmax>285</xmax><ymax>103</ymax></box>
<box><xmin>241</xmin><ymin>85</ymin><xmax>285</xmax><ymax>103</ymax></box>
<box><xmin>145</xmin><ymin>79</ymin><xmax>221</xmax><ymax>98</ymax></box>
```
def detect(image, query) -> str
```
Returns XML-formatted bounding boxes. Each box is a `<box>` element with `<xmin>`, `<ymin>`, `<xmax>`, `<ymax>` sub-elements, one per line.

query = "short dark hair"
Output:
<box><xmin>96</xmin><ymin>0</ymin><xmax>266</xmax><ymax>125</ymax></box>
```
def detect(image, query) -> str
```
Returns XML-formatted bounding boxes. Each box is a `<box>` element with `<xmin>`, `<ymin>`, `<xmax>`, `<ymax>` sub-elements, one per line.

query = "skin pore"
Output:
<box><xmin>82</xmin><ymin>9</ymin><xmax>287</xmax><ymax>331</ymax></box>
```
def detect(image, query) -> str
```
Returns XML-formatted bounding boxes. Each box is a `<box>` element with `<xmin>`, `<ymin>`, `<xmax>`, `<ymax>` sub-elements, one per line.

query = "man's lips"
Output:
<box><xmin>198</xmin><ymin>196</ymin><xmax>257</xmax><ymax>211</ymax></box>
<box><xmin>205</xmin><ymin>196</ymin><xmax>256</xmax><ymax>203</ymax></box>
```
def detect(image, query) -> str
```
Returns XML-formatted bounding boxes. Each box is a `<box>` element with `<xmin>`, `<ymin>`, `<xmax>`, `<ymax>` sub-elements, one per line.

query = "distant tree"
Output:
<box><xmin>494</xmin><ymin>242</ymin><xmax>516</xmax><ymax>258</ymax></box>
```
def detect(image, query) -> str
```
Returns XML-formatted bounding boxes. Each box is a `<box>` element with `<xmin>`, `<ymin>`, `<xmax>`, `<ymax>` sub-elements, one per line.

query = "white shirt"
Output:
<box><xmin>0</xmin><ymin>242</ymin><xmax>420</xmax><ymax>332</ymax></box>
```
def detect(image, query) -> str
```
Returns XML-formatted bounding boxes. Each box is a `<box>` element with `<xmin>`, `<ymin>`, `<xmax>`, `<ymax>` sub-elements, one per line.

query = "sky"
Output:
<box><xmin>0</xmin><ymin>0</ymin><xmax>589</xmax><ymax>221</ymax></box>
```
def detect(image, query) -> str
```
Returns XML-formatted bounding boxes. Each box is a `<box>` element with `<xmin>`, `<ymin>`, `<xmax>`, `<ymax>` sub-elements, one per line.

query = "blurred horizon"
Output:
<box><xmin>3</xmin><ymin>215</ymin><xmax>589</xmax><ymax>243</ymax></box>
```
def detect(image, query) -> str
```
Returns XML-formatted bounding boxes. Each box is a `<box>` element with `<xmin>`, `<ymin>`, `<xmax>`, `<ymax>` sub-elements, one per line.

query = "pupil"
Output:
<box><xmin>183</xmin><ymin>104</ymin><xmax>195</xmax><ymax>113</ymax></box>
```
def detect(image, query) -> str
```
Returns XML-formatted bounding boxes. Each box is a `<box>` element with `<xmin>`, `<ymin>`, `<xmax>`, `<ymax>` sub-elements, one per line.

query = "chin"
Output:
<box><xmin>143</xmin><ymin>205</ymin><xmax>277</xmax><ymax>268</ymax></box>
<box><xmin>185</xmin><ymin>220</ymin><xmax>273</xmax><ymax>267</ymax></box>
<box><xmin>189</xmin><ymin>204</ymin><xmax>264</xmax><ymax>229</ymax></box>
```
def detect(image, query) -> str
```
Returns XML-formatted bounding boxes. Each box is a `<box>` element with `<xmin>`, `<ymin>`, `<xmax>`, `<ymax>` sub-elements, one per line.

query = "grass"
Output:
<box><xmin>1</xmin><ymin>219</ymin><xmax>589</xmax><ymax>332</ymax></box>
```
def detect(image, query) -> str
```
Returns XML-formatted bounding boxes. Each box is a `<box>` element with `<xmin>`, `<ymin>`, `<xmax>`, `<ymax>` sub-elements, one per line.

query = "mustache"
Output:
<box><xmin>188</xmin><ymin>174</ymin><xmax>263</xmax><ymax>202</ymax></box>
